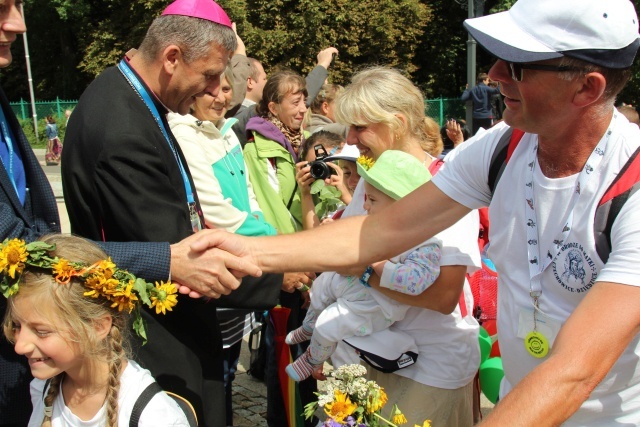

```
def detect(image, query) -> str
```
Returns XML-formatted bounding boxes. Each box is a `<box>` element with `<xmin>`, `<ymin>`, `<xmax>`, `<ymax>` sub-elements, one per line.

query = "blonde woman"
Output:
<box><xmin>330</xmin><ymin>67</ymin><xmax>481</xmax><ymax>426</ymax></box>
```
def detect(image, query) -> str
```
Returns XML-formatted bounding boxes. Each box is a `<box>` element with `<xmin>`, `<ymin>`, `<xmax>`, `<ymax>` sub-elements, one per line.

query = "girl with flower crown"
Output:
<box><xmin>1</xmin><ymin>235</ymin><xmax>189</xmax><ymax>427</ymax></box>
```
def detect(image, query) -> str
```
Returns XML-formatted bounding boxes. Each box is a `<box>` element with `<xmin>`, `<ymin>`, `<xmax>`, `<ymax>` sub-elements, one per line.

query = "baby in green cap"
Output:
<box><xmin>286</xmin><ymin>150</ymin><xmax>443</xmax><ymax>381</ymax></box>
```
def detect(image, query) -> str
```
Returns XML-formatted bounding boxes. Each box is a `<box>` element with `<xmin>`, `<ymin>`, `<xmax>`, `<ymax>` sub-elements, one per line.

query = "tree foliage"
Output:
<box><xmin>2</xmin><ymin>0</ymin><xmax>640</xmax><ymax>108</ymax></box>
<box><xmin>234</xmin><ymin>0</ymin><xmax>430</xmax><ymax>85</ymax></box>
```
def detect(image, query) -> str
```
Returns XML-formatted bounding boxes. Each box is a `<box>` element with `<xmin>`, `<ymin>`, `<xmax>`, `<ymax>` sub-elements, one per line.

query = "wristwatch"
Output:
<box><xmin>359</xmin><ymin>266</ymin><xmax>374</xmax><ymax>287</ymax></box>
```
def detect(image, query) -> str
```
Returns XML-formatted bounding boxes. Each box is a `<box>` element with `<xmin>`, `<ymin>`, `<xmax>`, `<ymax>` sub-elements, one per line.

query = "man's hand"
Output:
<box><xmin>446</xmin><ymin>119</ymin><xmax>465</xmax><ymax>146</ymax></box>
<box><xmin>316</xmin><ymin>47</ymin><xmax>339</xmax><ymax>69</ymax></box>
<box><xmin>231</xmin><ymin>22</ymin><xmax>246</xmax><ymax>57</ymax></box>
<box><xmin>170</xmin><ymin>230</ymin><xmax>261</xmax><ymax>299</ymax></box>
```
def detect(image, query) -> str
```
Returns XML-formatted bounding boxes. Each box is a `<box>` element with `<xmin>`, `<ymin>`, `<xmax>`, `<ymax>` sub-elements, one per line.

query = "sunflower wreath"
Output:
<box><xmin>0</xmin><ymin>238</ymin><xmax>177</xmax><ymax>343</ymax></box>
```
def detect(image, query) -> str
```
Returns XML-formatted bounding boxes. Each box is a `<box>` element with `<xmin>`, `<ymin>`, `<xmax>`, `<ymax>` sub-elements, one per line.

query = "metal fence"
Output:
<box><xmin>426</xmin><ymin>98</ymin><xmax>467</xmax><ymax>125</ymax></box>
<box><xmin>10</xmin><ymin>98</ymin><xmax>78</xmax><ymax>122</ymax></box>
<box><xmin>10</xmin><ymin>97</ymin><xmax>466</xmax><ymax>127</ymax></box>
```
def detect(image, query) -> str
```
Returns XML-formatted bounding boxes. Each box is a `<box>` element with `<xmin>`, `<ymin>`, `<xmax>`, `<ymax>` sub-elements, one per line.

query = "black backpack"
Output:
<box><xmin>42</xmin><ymin>379</ymin><xmax>198</xmax><ymax>426</ymax></box>
<box><xmin>129</xmin><ymin>382</ymin><xmax>198</xmax><ymax>427</ymax></box>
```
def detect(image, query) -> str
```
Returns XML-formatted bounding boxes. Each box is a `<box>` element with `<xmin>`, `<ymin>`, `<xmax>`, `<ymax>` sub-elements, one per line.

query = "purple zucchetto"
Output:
<box><xmin>161</xmin><ymin>0</ymin><xmax>232</xmax><ymax>28</ymax></box>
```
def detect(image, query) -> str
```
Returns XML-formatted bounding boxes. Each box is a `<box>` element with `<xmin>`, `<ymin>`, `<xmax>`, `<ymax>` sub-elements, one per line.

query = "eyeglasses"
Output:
<box><xmin>507</xmin><ymin>62</ymin><xmax>583</xmax><ymax>82</ymax></box>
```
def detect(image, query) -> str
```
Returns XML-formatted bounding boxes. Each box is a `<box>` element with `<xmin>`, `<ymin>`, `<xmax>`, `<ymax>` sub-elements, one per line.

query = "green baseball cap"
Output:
<box><xmin>356</xmin><ymin>150</ymin><xmax>432</xmax><ymax>200</ymax></box>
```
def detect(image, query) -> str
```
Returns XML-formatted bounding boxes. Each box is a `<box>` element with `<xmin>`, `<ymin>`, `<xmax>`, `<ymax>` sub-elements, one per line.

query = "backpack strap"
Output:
<box><xmin>130</xmin><ymin>382</ymin><xmax>163</xmax><ymax>427</ymax></box>
<box><xmin>488</xmin><ymin>128</ymin><xmax>525</xmax><ymax>195</ymax></box>
<box><xmin>594</xmin><ymin>145</ymin><xmax>640</xmax><ymax>263</ymax></box>
<box><xmin>428</xmin><ymin>158</ymin><xmax>445</xmax><ymax>175</ymax></box>
<box><xmin>42</xmin><ymin>378</ymin><xmax>52</xmax><ymax>402</ymax></box>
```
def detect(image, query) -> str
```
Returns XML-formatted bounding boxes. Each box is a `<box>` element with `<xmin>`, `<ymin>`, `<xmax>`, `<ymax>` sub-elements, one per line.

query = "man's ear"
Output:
<box><xmin>162</xmin><ymin>45</ymin><xmax>182</xmax><ymax>76</ymax></box>
<box><xmin>247</xmin><ymin>77</ymin><xmax>254</xmax><ymax>90</ymax></box>
<box><xmin>94</xmin><ymin>314</ymin><xmax>113</xmax><ymax>341</ymax></box>
<box><xmin>573</xmin><ymin>72</ymin><xmax>607</xmax><ymax>108</ymax></box>
<box><xmin>268</xmin><ymin>101</ymin><xmax>278</xmax><ymax>116</ymax></box>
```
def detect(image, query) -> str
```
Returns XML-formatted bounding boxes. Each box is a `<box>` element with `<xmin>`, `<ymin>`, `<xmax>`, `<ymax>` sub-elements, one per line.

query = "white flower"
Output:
<box><xmin>332</xmin><ymin>364</ymin><xmax>367</xmax><ymax>382</ymax></box>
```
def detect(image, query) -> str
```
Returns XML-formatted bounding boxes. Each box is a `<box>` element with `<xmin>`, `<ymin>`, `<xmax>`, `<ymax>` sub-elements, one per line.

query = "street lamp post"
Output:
<box><xmin>465</xmin><ymin>0</ymin><xmax>477</xmax><ymax>129</ymax></box>
<box><xmin>20</xmin><ymin>3</ymin><xmax>38</xmax><ymax>139</ymax></box>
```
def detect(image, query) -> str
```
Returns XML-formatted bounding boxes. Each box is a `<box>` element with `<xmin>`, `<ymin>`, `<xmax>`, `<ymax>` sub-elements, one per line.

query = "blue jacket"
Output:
<box><xmin>461</xmin><ymin>82</ymin><xmax>501</xmax><ymax>119</ymax></box>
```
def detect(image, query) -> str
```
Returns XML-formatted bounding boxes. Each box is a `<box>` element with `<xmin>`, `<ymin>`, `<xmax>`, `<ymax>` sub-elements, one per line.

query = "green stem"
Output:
<box><xmin>373</xmin><ymin>413</ymin><xmax>398</xmax><ymax>427</ymax></box>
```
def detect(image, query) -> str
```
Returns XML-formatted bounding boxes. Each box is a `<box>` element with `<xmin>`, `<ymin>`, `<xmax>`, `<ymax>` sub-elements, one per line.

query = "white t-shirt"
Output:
<box><xmin>433</xmin><ymin>116</ymin><xmax>640</xmax><ymax>425</ymax></box>
<box><xmin>340</xmin><ymin>176</ymin><xmax>482</xmax><ymax>389</ymax></box>
<box><xmin>29</xmin><ymin>360</ymin><xmax>190</xmax><ymax>427</ymax></box>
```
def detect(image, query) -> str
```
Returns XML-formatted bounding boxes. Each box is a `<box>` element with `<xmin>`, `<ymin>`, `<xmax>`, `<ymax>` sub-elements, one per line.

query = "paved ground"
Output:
<box><xmin>39</xmin><ymin>148</ymin><xmax>493</xmax><ymax>426</ymax></box>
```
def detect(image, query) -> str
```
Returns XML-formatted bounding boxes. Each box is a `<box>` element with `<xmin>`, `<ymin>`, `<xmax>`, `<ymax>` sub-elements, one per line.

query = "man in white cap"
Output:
<box><xmin>61</xmin><ymin>1</ymin><xmax>282</xmax><ymax>425</ymax></box>
<box><xmin>196</xmin><ymin>0</ymin><xmax>640</xmax><ymax>424</ymax></box>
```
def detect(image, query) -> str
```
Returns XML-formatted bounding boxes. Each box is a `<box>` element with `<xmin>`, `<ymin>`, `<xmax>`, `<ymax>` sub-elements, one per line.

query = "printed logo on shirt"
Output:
<box><xmin>552</xmin><ymin>242</ymin><xmax>598</xmax><ymax>294</ymax></box>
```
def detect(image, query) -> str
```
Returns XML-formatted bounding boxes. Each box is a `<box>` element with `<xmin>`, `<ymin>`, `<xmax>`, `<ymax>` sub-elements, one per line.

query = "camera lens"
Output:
<box><xmin>310</xmin><ymin>162</ymin><xmax>331</xmax><ymax>180</ymax></box>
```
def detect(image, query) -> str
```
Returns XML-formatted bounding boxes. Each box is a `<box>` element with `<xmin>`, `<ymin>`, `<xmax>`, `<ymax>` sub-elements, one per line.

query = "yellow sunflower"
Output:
<box><xmin>52</xmin><ymin>258</ymin><xmax>78</xmax><ymax>284</ymax></box>
<box><xmin>415</xmin><ymin>421</ymin><xmax>431</xmax><ymax>427</ymax></box>
<box><xmin>366</xmin><ymin>387</ymin><xmax>388</xmax><ymax>413</ymax></box>
<box><xmin>391</xmin><ymin>404</ymin><xmax>407</xmax><ymax>425</ymax></box>
<box><xmin>110</xmin><ymin>280</ymin><xmax>139</xmax><ymax>313</ymax></box>
<box><xmin>96</xmin><ymin>258</ymin><xmax>116</xmax><ymax>279</ymax></box>
<box><xmin>150</xmin><ymin>281</ymin><xmax>178</xmax><ymax>315</ymax></box>
<box><xmin>83</xmin><ymin>273</ymin><xmax>106</xmax><ymax>298</ymax></box>
<box><xmin>356</xmin><ymin>155</ymin><xmax>375</xmax><ymax>171</ymax></box>
<box><xmin>324</xmin><ymin>390</ymin><xmax>357</xmax><ymax>424</ymax></box>
<box><xmin>0</xmin><ymin>239</ymin><xmax>27</xmax><ymax>279</ymax></box>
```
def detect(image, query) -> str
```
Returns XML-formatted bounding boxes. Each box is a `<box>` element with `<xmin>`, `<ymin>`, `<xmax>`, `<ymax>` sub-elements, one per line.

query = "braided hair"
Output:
<box><xmin>3</xmin><ymin>235</ymin><xmax>132</xmax><ymax>427</ymax></box>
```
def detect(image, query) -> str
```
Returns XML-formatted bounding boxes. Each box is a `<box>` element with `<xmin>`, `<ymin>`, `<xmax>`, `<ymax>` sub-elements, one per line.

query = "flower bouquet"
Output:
<box><xmin>303</xmin><ymin>364</ymin><xmax>410</xmax><ymax>427</ymax></box>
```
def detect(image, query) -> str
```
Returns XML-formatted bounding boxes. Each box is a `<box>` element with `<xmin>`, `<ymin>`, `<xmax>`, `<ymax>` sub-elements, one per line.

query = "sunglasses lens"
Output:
<box><xmin>509</xmin><ymin>63</ymin><xmax>522</xmax><ymax>82</ymax></box>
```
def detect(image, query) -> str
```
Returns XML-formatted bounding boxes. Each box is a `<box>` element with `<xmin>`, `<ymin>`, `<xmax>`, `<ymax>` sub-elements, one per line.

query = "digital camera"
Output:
<box><xmin>309</xmin><ymin>144</ymin><xmax>337</xmax><ymax>180</ymax></box>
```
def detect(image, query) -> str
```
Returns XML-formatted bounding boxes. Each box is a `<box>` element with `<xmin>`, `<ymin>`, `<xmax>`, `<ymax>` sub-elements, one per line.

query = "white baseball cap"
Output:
<box><xmin>325</xmin><ymin>143</ymin><xmax>361</xmax><ymax>163</ymax></box>
<box><xmin>464</xmin><ymin>0</ymin><xmax>640</xmax><ymax>68</ymax></box>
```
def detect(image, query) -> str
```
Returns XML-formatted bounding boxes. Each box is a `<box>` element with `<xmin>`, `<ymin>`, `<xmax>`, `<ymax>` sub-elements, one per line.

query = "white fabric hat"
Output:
<box><xmin>325</xmin><ymin>144</ymin><xmax>361</xmax><ymax>163</ymax></box>
<box><xmin>464</xmin><ymin>0</ymin><xmax>640</xmax><ymax>68</ymax></box>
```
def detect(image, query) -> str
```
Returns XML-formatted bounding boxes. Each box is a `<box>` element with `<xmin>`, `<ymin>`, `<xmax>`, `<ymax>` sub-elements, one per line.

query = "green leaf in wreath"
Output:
<box><xmin>133</xmin><ymin>278</ymin><xmax>152</xmax><ymax>306</ymax></box>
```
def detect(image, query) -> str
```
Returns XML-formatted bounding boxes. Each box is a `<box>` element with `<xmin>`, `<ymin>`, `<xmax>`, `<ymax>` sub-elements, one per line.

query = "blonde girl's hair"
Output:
<box><xmin>2</xmin><ymin>235</ymin><xmax>130</xmax><ymax>427</ymax></box>
<box><xmin>334</xmin><ymin>66</ymin><xmax>443</xmax><ymax>157</ymax></box>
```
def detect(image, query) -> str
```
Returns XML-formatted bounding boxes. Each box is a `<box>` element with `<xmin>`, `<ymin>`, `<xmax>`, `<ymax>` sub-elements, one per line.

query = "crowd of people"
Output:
<box><xmin>2</xmin><ymin>0</ymin><xmax>640</xmax><ymax>426</ymax></box>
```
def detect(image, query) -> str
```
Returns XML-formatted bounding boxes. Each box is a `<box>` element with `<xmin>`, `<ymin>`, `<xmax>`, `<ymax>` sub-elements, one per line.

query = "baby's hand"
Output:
<box><xmin>311</xmin><ymin>364</ymin><xmax>327</xmax><ymax>381</ymax></box>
